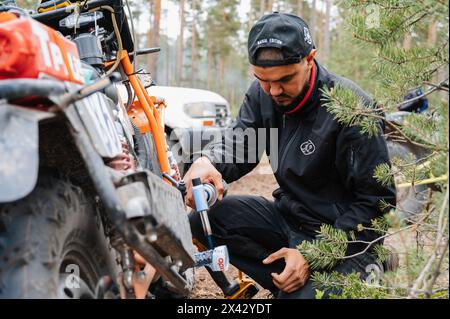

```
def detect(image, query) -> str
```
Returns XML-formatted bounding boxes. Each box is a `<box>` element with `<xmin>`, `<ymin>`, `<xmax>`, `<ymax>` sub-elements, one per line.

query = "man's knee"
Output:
<box><xmin>188</xmin><ymin>196</ymin><xmax>242</xmax><ymax>242</ymax></box>
<box><xmin>189</xmin><ymin>195</ymin><xmax>250</xmax><ymax>230</ymax></box>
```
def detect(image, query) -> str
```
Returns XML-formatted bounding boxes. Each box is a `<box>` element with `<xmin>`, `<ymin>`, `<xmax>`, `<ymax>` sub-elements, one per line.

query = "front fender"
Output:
<box><xmin>0</xmin><ymin>103</ymin><xmax>54</xmax><ymax>203</ymax></box>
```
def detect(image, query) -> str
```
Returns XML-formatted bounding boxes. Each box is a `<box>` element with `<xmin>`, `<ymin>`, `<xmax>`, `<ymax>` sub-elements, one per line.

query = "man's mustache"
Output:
<box><xmin>272</xmin><ymin>93</ymin><xmax>292</xmax><ymax>99</ymax></box>
<box><xmin>271</xmin><ymin>81</ymin><xmax>311</xmax><ymax>100</ymax></box>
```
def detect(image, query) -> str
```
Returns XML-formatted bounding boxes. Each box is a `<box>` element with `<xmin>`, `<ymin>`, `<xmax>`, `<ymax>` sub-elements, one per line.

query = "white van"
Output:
<box><xmin>146</xmin><ymin>86</ymin><xmax>233</xmax><ymax>175</ymax></box>
<box><xmin>147</xmin><ymin>86</ymin><xmax>232</xmax><ymax>129</ymax></box>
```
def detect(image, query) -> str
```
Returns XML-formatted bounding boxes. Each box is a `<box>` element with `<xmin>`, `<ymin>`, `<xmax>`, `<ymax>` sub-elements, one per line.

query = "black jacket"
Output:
<box><xmin>203</xmin><ymin>60</ymin><xmax>396</xmax><ymax>255</ymax></box>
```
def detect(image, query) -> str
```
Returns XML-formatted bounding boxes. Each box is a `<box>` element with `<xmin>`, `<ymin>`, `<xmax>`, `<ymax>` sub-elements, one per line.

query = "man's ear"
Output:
<box><xmin>306</xmin><ymin>49</ymin><xmax>317</xmax><ymax>65</ymax></box>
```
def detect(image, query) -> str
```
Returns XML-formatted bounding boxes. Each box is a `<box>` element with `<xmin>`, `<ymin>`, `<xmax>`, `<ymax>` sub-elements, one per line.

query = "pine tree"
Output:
<box><xmin>300</xmin><ymin>0</ymin><xmax>449</xmax><ymax>299</ymax></box>
<box><xmin>176</xmin><ymin>0</ymin><xmax>186</xmax><ymax>85</ymax></box>
<box><xmin>204</xmin><ymin>0</ymin><xmax>241</xmax><ymax>92</ymax></box>
<box><xmin>150</xmin><ymin>0</ymin><xmax>161</xmax><ymax>78</ymax></box>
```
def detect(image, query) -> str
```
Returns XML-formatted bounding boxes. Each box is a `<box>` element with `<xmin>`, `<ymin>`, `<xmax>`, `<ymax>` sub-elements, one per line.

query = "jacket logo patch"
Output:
<box><xmin>300</xmin><ymin>140</ymin><xmax>315</xmax><ymax>155</ymax></box>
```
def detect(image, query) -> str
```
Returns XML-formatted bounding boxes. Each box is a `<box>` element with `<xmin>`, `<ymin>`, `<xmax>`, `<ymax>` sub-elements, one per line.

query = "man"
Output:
<box><xmin>183</xmin><ymin>13</ymin><xmax>396</xmax><ymax>299</ymax></box>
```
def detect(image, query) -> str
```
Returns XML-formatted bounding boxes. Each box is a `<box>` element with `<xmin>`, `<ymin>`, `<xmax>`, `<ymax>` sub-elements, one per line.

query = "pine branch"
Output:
<box><xmin>313</xmin><ymin>0</ymin><xmax>448</xmax><ymax>299</ymax></box>
<box><xmin>423</xmin><ymin>81</ymin><xmax>450</xmax><ymax>92</ymax></box>
<box><xmin>322</xmin><ymin>85</ymin><xmax>441</xmax><ymax>150</ymax></box>
<box><xmin>335</xmin><ymin>205</ymin><xmax>436</xmax><ymax>260</ymax></box>
<box><xmin>297</xmin><ymin>225</ymin><xmax>349</xmax><ymax>270</ymax></box>
<box><xmin>424</xmin><ymin>244</ymin><xmax>450</xmax><ymax>298</ymax></box>
<box><xmin>371</xmin><ymin>0</ymin><xmax>415</xmax><ymax>11</ymax></box>
<box><xmin>397</xmin><ymin>77</ymin><xmax>450</xmax><ymax>108</ymax></box>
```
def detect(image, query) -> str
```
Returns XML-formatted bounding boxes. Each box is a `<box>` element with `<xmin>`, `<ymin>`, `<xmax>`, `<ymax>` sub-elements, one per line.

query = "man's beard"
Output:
<box><xmin>272</xmin><ymin>81</ymin><xmax>311</xmax><ymax>114</ymax></box>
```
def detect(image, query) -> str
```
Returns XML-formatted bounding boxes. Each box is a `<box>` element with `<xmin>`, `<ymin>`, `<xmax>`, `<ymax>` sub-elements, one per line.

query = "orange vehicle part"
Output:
<box><xmin>37</xmin><ymin>0</ymin><xmax>72</xmax><ymax>13</ymax></box>
<box><xmin>0</xmin><ymin>13</ymin><xmax>84</xmax><ymax>84</ymax></box>
<box><xmin>129</xmin><ymin>98</ymin><xmax>167</xmax><ymax>135</ymax></box>
<box><xmin>128</xmin><ymin>100</ymin><xmax>152</xmax><ymax>134</ymax></box>
<box><xmin>0</xmin><ymin>12</ymin><xmax>15</xmax><ymax>23</ymax></box>
<box><xmin>119</xmin><ymin>50</ymin><xmax>170</xmax><ymax>175</ymax></box>
<box><xmin>132</xmin><ymin>263</ymin><xmax>157</xmax><ymax>299</ymax></box>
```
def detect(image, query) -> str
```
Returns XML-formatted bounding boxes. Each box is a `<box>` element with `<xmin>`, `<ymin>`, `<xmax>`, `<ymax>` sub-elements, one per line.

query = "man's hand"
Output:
<box><xmin>183</xmin><ymin>156</ymin><xmax>224</xmax><ymax>208</ymax></box>
<box><xmin>263</xmin><ymin>247</ymin><xmax>310</xmax><ymax>293</ymax></box>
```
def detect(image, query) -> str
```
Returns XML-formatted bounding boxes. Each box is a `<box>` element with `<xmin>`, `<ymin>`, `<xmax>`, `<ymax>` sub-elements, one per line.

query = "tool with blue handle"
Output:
<box><xmin>190</xmin><ymin>178</ymin><xmax>259</xmax><ymax>298</ymax></box>
<box><xmin>165</xmin><ymin>173</ymin><xmax>258</xmax><ymax>298</ymax></box>
<box><xmin>192</xmin><ymin>178</ymin><xmax>215</xmax><ymax>250</ymax></box>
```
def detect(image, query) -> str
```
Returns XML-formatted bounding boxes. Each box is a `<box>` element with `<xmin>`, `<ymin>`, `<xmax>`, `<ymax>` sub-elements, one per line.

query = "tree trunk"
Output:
<box><xmin>176</xmin><ymin>0</ymin><xmax>185</xmax><ymax>85</ymax></box>
<box><xmin>318</xmin><ymin>11</ymin><xmax>325</xmax><ymax>61</ymax></box>
<box><xmin>219</xmin><ymin>53</ymin><xmax>225</xmax><ymax>91</ymax></box>
<box><xmin>146</xmin><ymin>0</ymin><xmax>154</xmax><ymax>71</ymax></box>
<box><xmin>267</xmin><ymin>0</ymin><xmax>273</xmax><ymax>13</ymax></box>
<box><xmin>427</xmin><ymin>19</ymin><xmax>443</xmax><ymax>98</ymax></box>
<box><xmin>403</xmin><ymin>33</ymin><xmax>412</xmax><ymax>49</ymax></box>
<box><xmin>310</xmin><ymin>0</ymin><xmax>317</xmax><ymax>43</ymax></box>
<box><xmin>259</xmin><ymin>0</ymin><xmax>265</xmax><ymax>17</ymax></box>
<box><xmin>191</xmin><ymin>0</ymin><xmax>197</xmax><ymax>87</ymax></box>
<box><xmin>207</xmin><ymin>48</ymin><xmax>213</xmax><ymax>90</ymax></box>
<box><xmin>150</xmin><ymin>0</ymin><xmax>161</xmax><ymax>79</ymax></box>
<box><xmin>297</xmin><ymin>0</ymin><xmax>303</xmax><ymax>17</ymax></box>
<box><xmin>165</xmin><ymin>39</ymin><xmax>170</xmax><ymax>85</ymax></box>
<box><xmin>323</xmin><ymin>0</ymin><xmax>331</xmax><ymax>63</ymax></box>
<box><xmin>427</xmin><ymin>19</ymin><xmax>437</xmax><ymax>47</ymax></box>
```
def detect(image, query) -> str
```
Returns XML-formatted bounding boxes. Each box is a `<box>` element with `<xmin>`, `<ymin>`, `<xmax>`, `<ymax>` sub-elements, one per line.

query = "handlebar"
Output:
<box><xmin>0</xmin><ymin>79</ymin><xmax>66</xmax><ymax>100</ymax></box>
<box><xmin>135</xmin><ymin>47</ymin><xmax>161</xmax><ymax>56</ymax></box>
<box><xmin>31</xmin><ymin>0</ymin><xmax>118</xmax><ymax>22</ymax></box>
<box><xmin>0</xmin><ymin>73</ymin><xmax>119</xmax><ymax>102</ymax></box>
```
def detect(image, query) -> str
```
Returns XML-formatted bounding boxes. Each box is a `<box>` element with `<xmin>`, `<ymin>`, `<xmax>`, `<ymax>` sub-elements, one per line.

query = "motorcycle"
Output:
<box><xmin>0</xmin><ymin>0</ymin><xmax>195</xmax><ymax>299</ymax></box>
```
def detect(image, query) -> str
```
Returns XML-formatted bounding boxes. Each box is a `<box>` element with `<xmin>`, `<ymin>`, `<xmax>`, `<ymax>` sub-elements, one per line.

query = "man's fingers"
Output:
<box><xmin>268</xmin><ymin>249</ymin><xmax>311</xmax><ymax>293</ymax></box>
<box><xmin>271</xmin><ymin>275</ymin><xmax>287</xmax><ymax>289</ymax></box>
<box><xmin>213</xmin><ymin>175</ymin><xmax>224</xmax><ymax>201</ymax></box>
<box><xmin>263</xmin><ymin>248</ymin><xmax>287</xmax><ymax>264</ymax></box>
<box><xmin>273</xmin><ymin>273</ymin><xmax>306</xmax><ymax>293</ymax></box>
<box><xmin>282</xmin><ymin>282</ymin><xmax>303</xmax><ymax>294</ymax></box>
<box><xmin>182</xmin><ymin>157</ymin><xmax>223</xmax><ymax>207</ymax></box>
<box><xmin>284</xmin><ymin>285</ymin><xmax>299</xmax><ymax>294</ymax></box>
<box><xmin>271</xmin><ymin>265</ymin><xmax>295</xmax><ymax>286</ymax></box>
<box><xmin>281</xmin><ymin>274</ymin><xmax>308</xmax><ymax>293</ymax></box>
<box><xmin>272</xmin><ymin>274</ymin><xmax>296</xmax><ymax>291</ymax></box>
<box><xmin>185</xmin><ymin>197</ymin><xmax>194</xmax><ymax>209</ymax></box>
<box><xmin>184</xmin><ymin>182</ymin><xmax>196</xmax><ymax>208</ymax></box>
<box><xmin>271</xmin><ymin>273</ymin><xmax>282</xmax><ymax>290</ymax></box>
<box><xmin>281</xmin><ymin>268</ymin><xmax>310</xmax><ymax>291</ymax></box>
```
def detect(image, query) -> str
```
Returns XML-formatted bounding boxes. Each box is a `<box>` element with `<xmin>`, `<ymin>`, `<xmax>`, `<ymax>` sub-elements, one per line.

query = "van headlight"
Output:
<box><xmin>183</xmin><ymin>102</ymin><xmax>216</xmax><ymax>118</ymax></box>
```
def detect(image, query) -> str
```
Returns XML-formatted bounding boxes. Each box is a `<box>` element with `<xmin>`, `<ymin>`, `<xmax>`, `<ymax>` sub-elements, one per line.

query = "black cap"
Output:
<box><xmin>248</xmin><ymin>12</ymin><xmax>315</xmax><ymax>67</ymax></box>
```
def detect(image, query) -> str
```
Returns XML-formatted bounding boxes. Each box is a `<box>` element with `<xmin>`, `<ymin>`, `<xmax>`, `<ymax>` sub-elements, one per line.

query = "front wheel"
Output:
<box><xmin>0</xmin><ymin>172</ymin><xmax>119</xmax><ymax>298</ymax></box>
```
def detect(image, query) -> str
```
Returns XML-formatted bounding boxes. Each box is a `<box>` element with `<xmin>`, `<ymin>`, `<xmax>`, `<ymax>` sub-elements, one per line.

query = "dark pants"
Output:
<box><xmin>189</xmin><ymin>195</ymin><xmax>378</xmax><ymax>299</ymax></box>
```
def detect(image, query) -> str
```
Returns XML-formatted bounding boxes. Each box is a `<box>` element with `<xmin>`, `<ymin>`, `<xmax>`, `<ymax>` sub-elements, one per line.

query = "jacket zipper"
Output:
<box><xmin>278</xmin><ymin>117</ymin><xmax>302</xmax><ymax>173</ymax></box>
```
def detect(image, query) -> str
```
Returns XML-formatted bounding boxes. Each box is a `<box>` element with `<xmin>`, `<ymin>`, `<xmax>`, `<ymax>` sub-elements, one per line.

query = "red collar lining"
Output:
<box><xmin>285</xmin><ymin>62</ymin><xmax>316</xmax><ymax>115</ymax></box>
